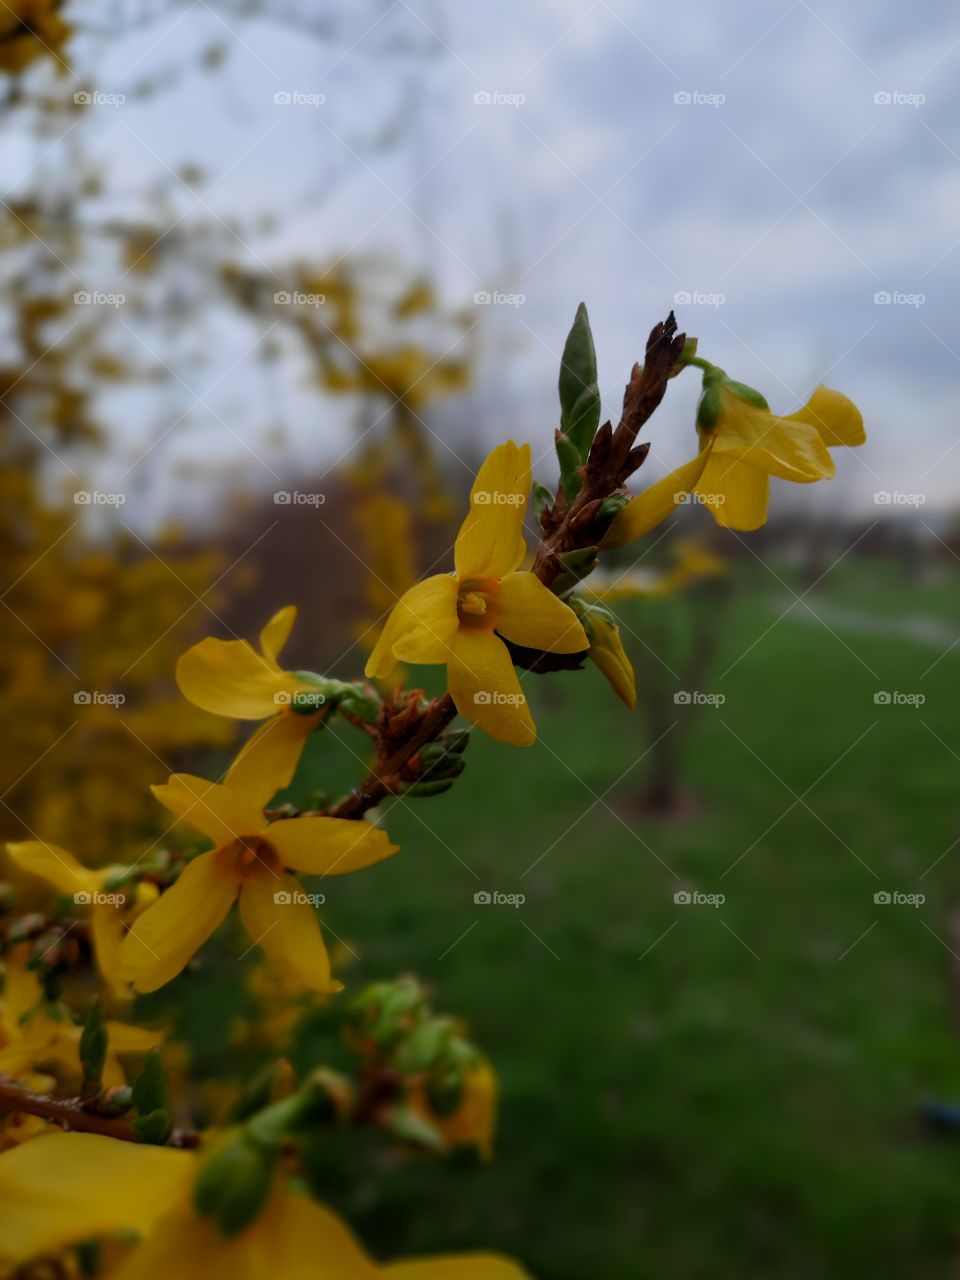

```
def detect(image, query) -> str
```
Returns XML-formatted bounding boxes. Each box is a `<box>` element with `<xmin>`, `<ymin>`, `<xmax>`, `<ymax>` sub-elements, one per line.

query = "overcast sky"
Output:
<box><xmin>11</xmin><ymin>0</ymin><xmax>960</xmax><ymax>521</ymax></box>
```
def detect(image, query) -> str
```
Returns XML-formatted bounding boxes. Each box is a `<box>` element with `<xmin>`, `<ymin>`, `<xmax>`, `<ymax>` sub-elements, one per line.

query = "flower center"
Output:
<box><xmin>456</xmin><ymin>579</ymin><xmax>498</xmax><ymax>631</ymax></box>
<box><xmin>220</xmin><ymin>835</ymin><xmax>280</xmax><ymax>881</ymax></box>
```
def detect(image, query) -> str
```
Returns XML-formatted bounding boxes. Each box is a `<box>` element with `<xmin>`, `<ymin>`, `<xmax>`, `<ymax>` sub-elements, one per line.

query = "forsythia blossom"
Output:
<box><xmin>366</xmin><ymin>442</ymin><xmax>588</xmax><ymax>746</ymax></box>
<box><xmin>603</xmin><ymin>381</ymin><xmax>865</xmax><ymax>543</ymax></box>
<box><xmin>120</xmin><ymin>772</ymin><xmax>397</xmax><ymax>994</ymax></box>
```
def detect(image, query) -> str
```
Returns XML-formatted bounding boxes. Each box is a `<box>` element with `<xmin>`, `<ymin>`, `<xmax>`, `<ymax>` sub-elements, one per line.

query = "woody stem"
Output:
<box><xmin>0</xmin><ymin>1077</ymin><xmax>199</xmax><ymax>1147</ymax></box>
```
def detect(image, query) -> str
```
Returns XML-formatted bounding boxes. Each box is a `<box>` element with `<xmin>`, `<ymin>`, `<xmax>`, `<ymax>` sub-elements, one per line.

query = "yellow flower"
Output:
<box><xmin>5</xmin><ymin>842</ymin><xmax>158</xmax><ymax>996</ymax></box>
<box><xmin>603</xmin><ymin>383</ymin><xmax>865</xmax><ymax>543</ymax></box>
<box><xmin>120</xmin><ymin>773</ymin><xmax>398</xmax><ymax>995</ymax></box>
<box><xmin>176</xmin><ymin>607</ymin><xmax>325</xmax><ymax>802</ymax></box>
<box><xmin>365</xmin><ymin>442</ymin><xmax>588</xmax><ymax>746</ymax></box>
<box><xmin>0</xmin><ymin>1132</ymin><xmax>532</xmax><ymax>1279</ymax></box>
<box><xmin>0</xmin><ymin>949</ymin><xmax>161</xmax><ymax>1088</ymax></box>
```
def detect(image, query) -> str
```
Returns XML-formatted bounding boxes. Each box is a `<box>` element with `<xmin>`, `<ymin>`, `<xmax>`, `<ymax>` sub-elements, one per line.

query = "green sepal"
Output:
<box><xmin>132</xmin><ymin>1110</ymin><xmax>169</xmax><ymax>1144</ymax></box>
<box><xmin>388</xmin><ymin>1103</ymin><xmax>445</xmax><ymax>1150</ymax></box>
<box><xmin>532</xmin><ymin>481</ymin><xmax>553</xmax><ymax>519</ymax></box>
<box><xmin>723</xmin><ymin>379</ymin><xmax>770</xmax><ymax>411</ymax></box>
<box><xmin>552</xmin><ymin>546</ymin><xmax>599</xmax><ymax>596</ymax></box>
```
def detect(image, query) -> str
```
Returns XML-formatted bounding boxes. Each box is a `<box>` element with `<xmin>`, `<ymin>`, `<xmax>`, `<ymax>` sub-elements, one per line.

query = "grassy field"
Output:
<box><xmin>162</xmin><ymin>554</ymin><xmax>960</xmax><ymax>1278</ymax></box>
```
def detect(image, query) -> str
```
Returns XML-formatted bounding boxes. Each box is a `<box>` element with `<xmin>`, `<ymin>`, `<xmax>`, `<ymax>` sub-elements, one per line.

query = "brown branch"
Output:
<box><xmin>0</xmin><ymin>1078</ymin><xmax>199</xmax><ymax>1147</ymax></box>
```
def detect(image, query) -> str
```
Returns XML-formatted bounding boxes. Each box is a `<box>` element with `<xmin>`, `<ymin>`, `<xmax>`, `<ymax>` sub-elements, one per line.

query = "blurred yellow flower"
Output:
<box><xmin>5</xmin><ymin>842</ymin><xmax>158</xmax><ymax>996</ymax></box>
<box><xmin>0</xmin><ymin>950</ymin><xmax>161</xmax><ymax>1088</ymax></box>
<box><xmin>603</xmin><ymin>383</ymin><xmax>865</xmax><ymax>543</ymax></box>
<box><xmin>366</xmin><ymin>442</ymin><xmax>588</xmax><ymax>746</ymax></box>
<box><xmin>120</xmin><ymin>774</ymin><xmax>397</xmax><ymax>995</ymax></box>
<box><xmin>176</xmin><ymin>606</ymin><xmax>325</xmax><ymax>803</ymax></box>
<box><xmin>0</xmin><ymin>1131</ymin><xmax>531</xmax><ymax>1278</ymax></box>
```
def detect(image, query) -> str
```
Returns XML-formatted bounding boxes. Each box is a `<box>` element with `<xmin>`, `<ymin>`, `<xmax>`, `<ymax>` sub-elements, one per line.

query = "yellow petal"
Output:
<box><xmin>712</xmin><ymin>388</ymin><xmax>834</xmax><ymax>482</ymax></box>
<box><xmin>259</xmin><ymin>605</ymin><xmax>297</xmax><ymax>663</ymax></box>
<box><xmin>365</xmin><ymin>575</ymin><xmax>458</xmax><ymax>679</ymax></box>
<box><xmin>152</xmin><ymin>774</ymin><xmax>264</xmax><ymax>847</ymax></box>
<box><xmin>587</xmin><ymin>613</ymin><xmax>636</xmax><ymax>708</ymax></box>
<box><xmin>91</xmin><ymin>904</ymin><xmax>129</xmax><ymax>997</ymax></box>
<box><xmin>176</xmin><ymin>636</ymin><xmax>291</xmax><ymax>720</ymax></box>
<box><xmin>495</xmin><ymin>572</ymin><xmax>587</xmax><ymax>654</ymax></box>
<box><xmin>121</xmin><ymin>852</ymin><xmax>237</xmax><ymax>994</ymax></box>
<box><xmin>0</xmin><ymin>1132</ymin><xmax>191</xmax><ymax>1268</ymax></box>
<box><xmin>454</xmin><ymin>442</ymin><xmax>531</xmax><ymax>580</ymax></box>
<box><xmin>0</xmin><ymin>956</ymin><xmax>42</xmax><ymax>1025</ymax></box>
<box><xmin>257</xmin><ymin>1184</ymin><xmax>380</xmax><ymax>1280</ymax></box>
<box><xmin>447</xmin><ymin>631</ymin><xmax>535</xmax><ymax>747</ymax></box>
<box><xmin>600</xmin><ymin>449</ymin><xmax>713</xmax><ymax>550</ymax></box>
<box><xmin>225</xmin><ymin>713</ymin><xmax>321</xmax><ymax>808</ymax></box>
<box><xmin>5</xmin><ymin>841</ymin><xmax>97</xmax><ymax>898</ymax></box>
<box><xmin>694</xmin><ymin>450</ymin><xmax>770</xmax><ymax>531</ymax></box>
<box><xmin>787</xmin><ymin>385</ymin><xmax>865</xmax><ymax>447</ymax></box>
<box><xmin>111</xmin><ymin>1200</ymin><xmax>263</xmax><ymax>1280</ymax></box>
<box><xmin>237</xmin><ymin>876</ymin><xmax>341</xmax><ymax>994</ymax></box>
<box><xmin>267</xmin><ymin>816</ymin><xmax>399</xmax><ymax>876</ymax></box>
<box><xmin>386</xmin><ymin>1258</ymin><xmax>532</xmax><ymax>1279</ymax></box>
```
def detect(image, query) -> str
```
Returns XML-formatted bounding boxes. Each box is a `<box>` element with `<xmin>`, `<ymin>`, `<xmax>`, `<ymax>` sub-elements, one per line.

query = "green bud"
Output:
<box><xmin>79</xmin><ymin>1002</ymin><xmax>107</xmax><ymax>1098</ymax></box>
<box><xmin>558</xmin><ymin>302</ymin><xmax>598</xmax><ymax>444</ymax></box>
<box><xmin>401</xmin><ymin>777</ymin><xmax>455</xmax><ymax>798</ymax></box>
<box><xmin>131</xmin><ymin>1048</ymin><xmax>169</xmax><ymax>1142</ymax></box>
<box><xmin>565</xmin><ymin>382</ymin><xmax>602</xmax><ymax>461</ymax></box>
<box><xmin>442</xmin><ymin>728</ymin><xmax>471</xmax><ymax>755</ymax></box>
<box><xmin>194</xmin><ymin>1134</ymin><xmax>275</xmax><ymax>1237</ymax></box>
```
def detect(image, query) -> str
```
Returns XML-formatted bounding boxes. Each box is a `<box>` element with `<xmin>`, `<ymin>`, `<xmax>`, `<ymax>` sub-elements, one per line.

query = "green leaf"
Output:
<box><xmin>532</xmin><ymin>481</ymin><xmax>553</xmax><ymax>519</ymax></box>
<box><xmin>724</xmin><ymin>379</ymin><xmax>770</xmax><ymax>411</ymax></box>
<box><xmin>565</xmin><ymin>382</ymin><xmax>602</xmax><ymax>461</ymax></box>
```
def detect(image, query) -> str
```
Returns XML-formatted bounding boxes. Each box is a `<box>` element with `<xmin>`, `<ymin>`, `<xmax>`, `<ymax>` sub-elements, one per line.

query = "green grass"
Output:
<box><xmin>166</xmin><ymin>555</ymin><xmax>960</xmax><ymax>1278</ymax></box>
